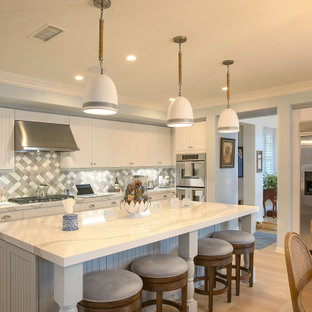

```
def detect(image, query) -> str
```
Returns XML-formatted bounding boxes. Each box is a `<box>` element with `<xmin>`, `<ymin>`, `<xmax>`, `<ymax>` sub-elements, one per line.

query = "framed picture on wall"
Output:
<box><xmin>256</xmin><ymin>150</ymin><xmax>263</xmax><ymax>173</ymax></box>
<box><xmin>220</xmin><ymin>138</ymin><xmax>235</xmax><ymax>168</ymax></box>
<box><xmin>238</xmin><ymin>147</ymin><xmax>243</xmax><ymax>177</ymax></box>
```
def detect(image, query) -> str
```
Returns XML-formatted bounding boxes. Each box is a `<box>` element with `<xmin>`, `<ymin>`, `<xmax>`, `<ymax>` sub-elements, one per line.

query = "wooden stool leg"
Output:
<box><xmin>208</xmin><ymin>266</ymin><xmax>215</xmax><ymax>312</ymax></box>
<box><xmin>249</xmin><ymin>251</ymin><xmax>254</xmax><ymax>287</ymax></box>
<box><xmin>156</xmin><ymin>291</ymin><xmax>162</xmax><ymax>312</ymax></box>
<box><xmin>227</xmin><ymin>263</ymin><xmax>232</xmax><ymax>303</ymax></box>
<box><xmin>214</xmin><ymin>268</ymin><xmax>217</xmax><ymax>288</ymax></box>
<box><xmin>235</xmin><ymin>254</ymin><xmax>241</xmax><ymax>296</ymax></box>
<box><xmin>182</xmin><ymin>283</ymin><xmax>187</xmax><ymax>312</ymax></box>
<box><xmin>205</xmin><ymin>266</ymin><xmax>209</xmax><ymax>291</ymax></box>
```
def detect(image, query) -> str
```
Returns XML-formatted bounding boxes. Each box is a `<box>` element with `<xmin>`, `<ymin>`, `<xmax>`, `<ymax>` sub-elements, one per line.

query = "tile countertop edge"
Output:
<box><xmin>1</xmin><ymin>205</ymin><xmax>258</xmax><ymax>267</ymax></box>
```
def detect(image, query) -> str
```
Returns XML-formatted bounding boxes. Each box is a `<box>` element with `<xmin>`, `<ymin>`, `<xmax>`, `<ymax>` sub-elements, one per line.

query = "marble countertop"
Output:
<box><xmin>0</xmin><ymin>199</ymin><xmax>258</xmax><ymax>267</ymax></box>
<box><xmin>0</xmin><ymin>188</ymin><xmax>175</xmax><ymax>212</ymax></box>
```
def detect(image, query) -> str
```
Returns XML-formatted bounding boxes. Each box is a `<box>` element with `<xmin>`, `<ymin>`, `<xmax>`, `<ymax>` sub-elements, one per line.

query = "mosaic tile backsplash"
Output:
<box><xmin>0</xmin><ymin>152</ymin><xmax>175</xmax><ymax>200</ymax></box>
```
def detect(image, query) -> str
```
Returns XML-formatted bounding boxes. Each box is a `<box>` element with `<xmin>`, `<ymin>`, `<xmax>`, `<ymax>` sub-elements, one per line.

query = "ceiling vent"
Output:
<box><xmin>29</xmin><ymin>24</ymin><xmax>65</xmax><ymax>42</ymax></box>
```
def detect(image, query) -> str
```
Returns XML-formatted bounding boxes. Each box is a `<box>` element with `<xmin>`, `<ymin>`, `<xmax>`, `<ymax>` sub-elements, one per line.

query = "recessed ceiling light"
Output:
<box><xmin>126</xmin><ymin>55</ymin><xmax>137</xmax><ymax>61</ymax></box>
<box><xmin>75</xmin><ymin>75</ymin><xmax>84</xmax><ymax>81</ymax></box>
<box><xmin>222</xmin><ymin>87</ymin><xmax>228</xmax><ymax>91</ymax></box>
<box><xmin>169</xmin><ymin>98</ymin><xmax>175</xmax><ymax>102</ymax></box>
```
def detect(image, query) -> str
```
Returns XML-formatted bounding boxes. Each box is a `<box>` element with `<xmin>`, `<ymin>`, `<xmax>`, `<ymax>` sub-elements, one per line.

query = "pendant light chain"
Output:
<box><xmin>226</xmin><ymin>64</ymin><xmax>230</xmax><ymax>108</ymax></box>
<box><xmin>178</xmin><ymin>43</ymin><xmax>182</xmax><ymax>97</ymax></box>
<box><xmin>99</xmin><ymin>8</ymin><xmax>104</xmax><ymax>75</ymax></box>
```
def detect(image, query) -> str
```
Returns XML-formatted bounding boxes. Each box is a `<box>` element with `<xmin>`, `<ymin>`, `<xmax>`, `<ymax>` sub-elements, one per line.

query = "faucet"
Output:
<box><xmin>37</xmin><ymin>184</ymin><xmax>48</xmax><ymax>198</ymax></box>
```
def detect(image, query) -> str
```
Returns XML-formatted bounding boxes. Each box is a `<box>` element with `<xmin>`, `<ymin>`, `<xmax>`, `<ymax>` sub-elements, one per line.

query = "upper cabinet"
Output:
<box><xmin>93</xmin><ymin>119</ymin><xmax>113</xmax><ymax>167</ymax></box>
<box><xmin>175</xmin><ymin>121</ymin><xmax>206</xmax><ymax>153</ymax></box>
<box><xmin>0</xmin><ymin>108</ymin><xmax>14</xmax><ymax>170</ymax></box>
<box><xmin>112</xmin><ymin>123</ymin><xmax>148</xmax><ymax>167</ymax></box>
<box><xmin>61</xmin><ymin>117</ymin><xmax>93</xmax><ymax>169</ymax></box>
<box><xmin>147</xmin><ymin>126</ymin><xmax>172</xmax><ymax>166</ymax></box>
<box><xmin>61</xmin><ymin>118</ymin><xmax>172</xmax><ymax>169</ymax></box>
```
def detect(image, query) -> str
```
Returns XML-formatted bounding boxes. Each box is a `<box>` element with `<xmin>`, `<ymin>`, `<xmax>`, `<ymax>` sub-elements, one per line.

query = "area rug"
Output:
<box><xmin>254</xmin><ymin>231</ymin><xmax>277</xmax><ymax>250</ymax></box>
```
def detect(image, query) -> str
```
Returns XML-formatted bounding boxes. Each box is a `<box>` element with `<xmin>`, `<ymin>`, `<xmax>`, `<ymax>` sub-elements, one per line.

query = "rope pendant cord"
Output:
<box><xmin>99</xmin><ymin>8</ymin><xmax>104</xmax><ymax>75</ymax></box>
<box><xmin>226</xmin><ymin>65</ymin><xmax>230</xmax><ymax>108</ymax></box>
<box><xmin>178</xmin><ymin>43</ymin><xmax>182</xmax><ymax>97</ymax></box>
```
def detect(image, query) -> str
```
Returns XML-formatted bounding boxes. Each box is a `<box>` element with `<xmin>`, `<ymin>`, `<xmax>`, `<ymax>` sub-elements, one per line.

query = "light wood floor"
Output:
<box><xmin>159</xmin><ymin>243</ymin><xmax>290</xmax><ymax>312</ymax></box>
<box><xmin>195</xmin><ymin>243</ymin><xmax>290</xmax><ymax>312</ymax></box>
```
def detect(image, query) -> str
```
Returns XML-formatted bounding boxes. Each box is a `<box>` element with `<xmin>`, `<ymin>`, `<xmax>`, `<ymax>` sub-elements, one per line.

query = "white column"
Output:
<box><xmin>54</xmin><ymin>263</ymin><xmax>83</xmax><ymax>312</ymax></box>
<box><xmin>178</xmin><ymin>231</ymin><xmax>198</xmax><ymax>312</ymax></box>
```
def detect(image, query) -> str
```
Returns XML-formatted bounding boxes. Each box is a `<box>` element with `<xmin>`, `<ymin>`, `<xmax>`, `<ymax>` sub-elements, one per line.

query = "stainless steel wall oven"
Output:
<box><xmin>176</xmin><ymin>153</ymin><xmax>206</xmax><ymax>202</ymax></box>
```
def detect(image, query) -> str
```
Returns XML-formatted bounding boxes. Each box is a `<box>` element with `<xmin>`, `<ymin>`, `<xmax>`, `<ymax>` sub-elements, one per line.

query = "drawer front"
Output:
<box><xmin>150</xmin><ymin>192</ymin><xmax>173</xmax><ymax>201</ymax></box>
<box><xmin>102</xmin><ymin>199</ymin><xmax>119</xmax><ymax>208</ymax></box>
<box><xmin>23</xmin><ymin>206</ymin><xmax>64</xmax><ymax>219</ymax></box>
<box><xmin>0</xmin><ymin>211</ymin><xmax>23</xmax><ymax>222</ymax></box>
<box><xmin>77</xmin><ymin>201</ymin><xmax>103</xmax><ymax>211</ymax></box>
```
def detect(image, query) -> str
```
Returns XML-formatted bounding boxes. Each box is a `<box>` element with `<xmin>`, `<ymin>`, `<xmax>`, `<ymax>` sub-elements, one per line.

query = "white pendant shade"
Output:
<box><xmin>83</xmin><ymin>74</ymin><xmax>118</xmax><ymax>115</ymax></box>
<box><xmin>167</xmin><ymin>96</ymin><xmax>194</xmax><ymax>127</ymax></box>
<box><xmin>217</xmin><ymin>107</ymin><xmax>239</xmax><ymax>133</ymax></box>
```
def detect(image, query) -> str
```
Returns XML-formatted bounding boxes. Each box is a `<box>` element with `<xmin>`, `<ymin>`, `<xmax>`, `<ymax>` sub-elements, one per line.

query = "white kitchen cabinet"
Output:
<box><xmin>131</xmin><ymin>124</ymin><xmax>148</xmax><ymax>166</ymax></box>
<box><xmin>0</xmin><ymin>240</ymin><xmax>6</xmax><ymax>312</ymax></box>
<box><xmin>147</xmin><ymin>126</ymin><xmax>172</xmax><ymax>166</ymax></box>
<box><xmin>0</xmin><ymin>240</ymin><xmax>38</xmax><ymax>312</ymax></box>
<box><xmin>61</xmin><ymin>116</ymin><xmax>93</xmax><ymax>169</ymax></box>
<box><xmin>0</xmin><ymin>108</ymin><xmax>14</xmax><ymax>170</ymax></box>
<box><xmin>93</xmin><ymin>119</ymin><xmax>113</xmax><ymax>167</ymax></box>
<box><xmin>175</xmin><ymin>121</ymin><xmax>206</xmax><ymax>153</ymax></box>
<box><xmin>112</xmin><ymin>122</ymin><xmax>148</xmax><ymax>167</ymax></box>
<box><xmin>62</xmin><ymin>116</ymin><xmax>171</xmax><ymax>169</ymax></box>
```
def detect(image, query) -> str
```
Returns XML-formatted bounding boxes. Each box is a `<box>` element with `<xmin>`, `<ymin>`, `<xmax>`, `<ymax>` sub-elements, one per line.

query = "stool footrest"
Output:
<box><xmin>217</xmin><ymin>265</ymin><xmax>251</xmax><ymax>281</ymax></box>
<box><xmin>194</xmin><ymin>276</ymin><xmax>228</xmax><ymax>296</ymax></box>
<box><xmin>142</xmin><ymin>299</ymin><xmax>183</xmax><ymax>311</ymax></box>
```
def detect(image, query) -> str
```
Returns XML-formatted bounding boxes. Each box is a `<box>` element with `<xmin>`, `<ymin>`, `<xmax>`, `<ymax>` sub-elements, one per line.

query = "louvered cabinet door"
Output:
<box><xmin>0</xmin><ymin>108</ymin><xmax>14</xmax><ymax>170</ymax></box>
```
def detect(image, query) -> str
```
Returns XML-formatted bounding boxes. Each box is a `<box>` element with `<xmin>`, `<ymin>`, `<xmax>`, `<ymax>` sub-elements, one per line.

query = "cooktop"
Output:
<box><xmin>9</xmin><ymin>194</ymin><xmax>74</xmax><ymax>205</ymax></box>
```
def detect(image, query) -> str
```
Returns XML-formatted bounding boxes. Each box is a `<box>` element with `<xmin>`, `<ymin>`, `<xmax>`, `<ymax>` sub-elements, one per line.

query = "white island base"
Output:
<box><xmin>0</xmin><ymin>199</ymin><xmax>258</xmax><ymax>312</ymax></box>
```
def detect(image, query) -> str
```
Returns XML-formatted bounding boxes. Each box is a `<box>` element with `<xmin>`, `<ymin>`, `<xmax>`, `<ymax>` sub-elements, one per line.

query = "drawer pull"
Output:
<box><xmin>111</xmin><ymin>201</ymin><xmax>117</xmax><ymax>205</ymax></box>
<box><xmin>88</xmin><ymin>204</ymin><xmax>95</xmax><ymax>209</ymax></box>
<box><xmin>1</xmin><ymin>215</ymin><xmax>11</xmax><ymax>220</ymax></box>
<box><xmin>163</xmin><ymin>195</ymin><xmax>168</xmax><ymax>198</ymax></box>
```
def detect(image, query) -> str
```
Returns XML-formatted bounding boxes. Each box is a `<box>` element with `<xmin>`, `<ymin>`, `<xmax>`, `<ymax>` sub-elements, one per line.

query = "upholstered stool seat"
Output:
<box><xmin>212</xmin><ymin>230</ymin><xmax>255</xmax><ymax>296</ymax></box>
<box><xmin>77</xmin><ymin>269</ymin><xmax>143</xmax><ymax>312</ymax></box>
<box><xmin>131</xmin><ymin>254</ymin><xmax>188</xmax><ymax>311</ymax></box>
<box><xmin>212</xmin><ymin>230</ymin><xmax>255</xmax><ymax>245</ymax></box>
<box><xmin>194</xmin><ymin>238</ymin><xmax>233</xmax><ymax>312</ymax></box>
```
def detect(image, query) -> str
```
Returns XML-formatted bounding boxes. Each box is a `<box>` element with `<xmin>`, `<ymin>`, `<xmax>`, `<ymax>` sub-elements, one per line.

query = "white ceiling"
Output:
<box><xmin>1</xmin><ymin>0</ymin><xmax>312</xmax><ymax>111</ymax></box>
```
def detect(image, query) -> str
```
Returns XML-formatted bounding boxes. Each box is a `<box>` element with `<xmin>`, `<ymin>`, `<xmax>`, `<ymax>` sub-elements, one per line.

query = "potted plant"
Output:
<box><xmin>263</xmin><ymin>174</ymin><xmax>277</xmax><ymax>218</ymax></box>
<box><xmin>263</xmin><ymin>174</ymin><xmax>277</xmax><ymax>190</ymax></box>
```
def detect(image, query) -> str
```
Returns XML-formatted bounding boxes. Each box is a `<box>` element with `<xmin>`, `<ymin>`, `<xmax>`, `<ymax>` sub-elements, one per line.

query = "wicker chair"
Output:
<box><xmin>284</xmin><ymin>232</ymin><xmax>312</xmax><ymax>312</ymax></box>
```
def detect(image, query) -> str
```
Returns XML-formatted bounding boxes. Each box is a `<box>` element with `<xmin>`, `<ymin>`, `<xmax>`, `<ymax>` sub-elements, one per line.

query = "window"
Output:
<box><xmin>263</xmin><ymin>127</ymin><xmax>277</xmax><ymax>175</ymax></box>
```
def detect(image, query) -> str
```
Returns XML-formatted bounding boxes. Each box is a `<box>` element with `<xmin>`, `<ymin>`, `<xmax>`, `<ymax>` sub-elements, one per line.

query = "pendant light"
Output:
<box><xmin>217</xmin><ymin>60</ymin><xmax>239</xmax><ymax>133</ymax></box>
<box><xmin>83</xmin><ymin>0</ymin><xmax>118</xmax><ymax>115</ymax></box>
<box><xmin>167</xmin><ymin>36</ymin><xmax>193</xmax><ymax>127</ymax></box>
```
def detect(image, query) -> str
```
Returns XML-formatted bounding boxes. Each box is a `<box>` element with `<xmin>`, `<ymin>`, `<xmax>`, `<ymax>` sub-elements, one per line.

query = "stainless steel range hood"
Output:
<box><xmin>14</xmin><ymin>120</ymin><xmax>79</xmax><ymax>152</ymax></box>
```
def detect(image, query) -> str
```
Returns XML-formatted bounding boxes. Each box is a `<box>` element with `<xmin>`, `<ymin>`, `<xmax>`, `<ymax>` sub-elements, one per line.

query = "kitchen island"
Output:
<box><xmin>0</xmin><ymin>199</ymin><xmax>258</xmax><ymax>312</ymax></box>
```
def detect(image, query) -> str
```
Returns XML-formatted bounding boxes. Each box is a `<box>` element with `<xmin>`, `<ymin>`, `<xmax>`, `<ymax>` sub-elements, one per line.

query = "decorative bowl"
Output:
<box><xmin>120</xmin><ymin>200</ymin><xmax>151</xmax><ymax>218</ymax></box>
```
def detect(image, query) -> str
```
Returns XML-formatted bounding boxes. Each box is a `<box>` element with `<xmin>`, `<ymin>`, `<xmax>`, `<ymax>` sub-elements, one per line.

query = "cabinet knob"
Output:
<box><xmin>111</xmin><ymin>201</ymin><xmax>116</xmax><ymax>205</ymax></box>
<box><xmin>163</xmin><ymin>194</ymin><xmax>167</xmax><ymax>198</ymax></box>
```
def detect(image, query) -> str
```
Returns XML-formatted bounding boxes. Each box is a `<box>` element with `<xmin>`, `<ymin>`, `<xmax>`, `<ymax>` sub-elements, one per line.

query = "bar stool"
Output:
<box><xmin>131</xmin><ymin>254</ymin><xmax>188</xmax><ymax>311</ymax></box>
<box><xmin>77</xmin><ymin>269</ymin><xmax>143</xmax><ymax>312</ymax></box>
<box><xmin>194</xmin><ymin>238</ymin><xmax>233</xmax><ymax>312</ymax></box>
<box><xmin>212</xmin><ymin>230</ymin><xmax>255</xmax><ymax>296</ymax></box>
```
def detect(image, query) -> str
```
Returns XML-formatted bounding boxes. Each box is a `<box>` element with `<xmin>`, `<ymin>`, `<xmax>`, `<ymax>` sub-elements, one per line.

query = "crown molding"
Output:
<box><xmin>0</xmin><ymin>70</ymin><xmax>167</xmax><ymax>112</ymax></box>
<box><xmin>194</xmin><ymin>79</ymin><xmax>312</xmax><ymax>109</ymax></box>
<box><xmin>0</xmin><ymin>70</ymin><xmax>85</xmax><ymax>97</ymax></box>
